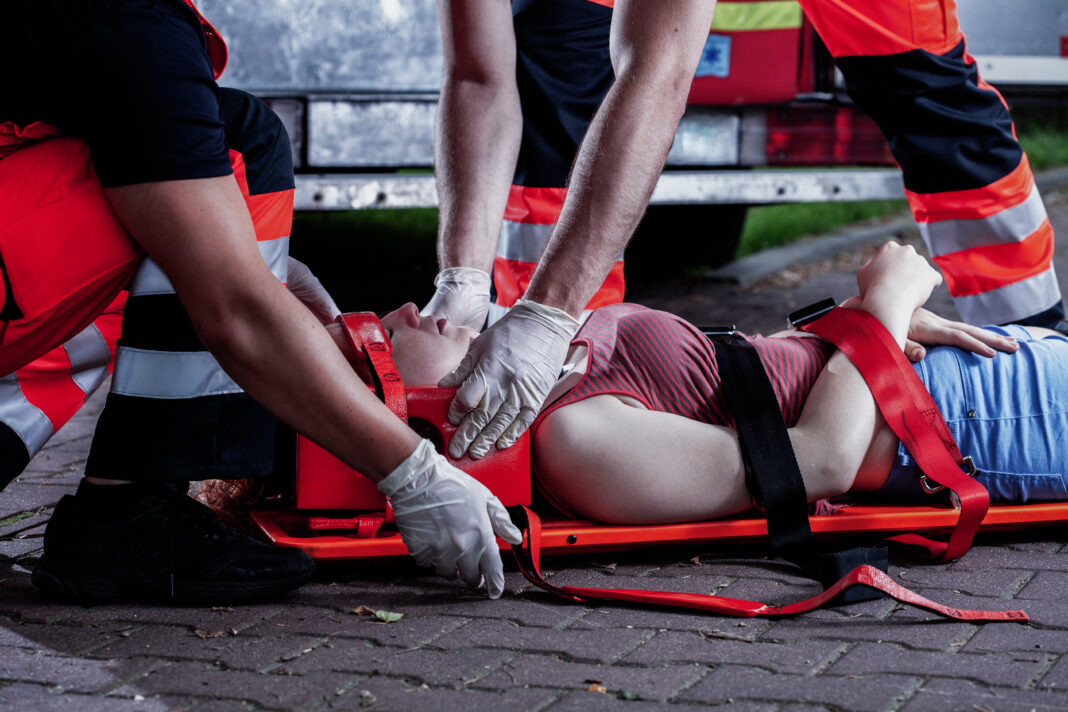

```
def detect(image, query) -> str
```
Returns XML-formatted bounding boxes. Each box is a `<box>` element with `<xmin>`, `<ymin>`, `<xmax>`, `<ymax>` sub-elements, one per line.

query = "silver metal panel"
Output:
<box><xmin>957</xmin><ymin>0</ymin><xmax>1067</xmax><ymax>57</ymax></box>
<box><xmin>294</xmin><ymin>168</ymin><xmax>905</xmax><ymax>211</ymax></box>
<box><xmin>308</xmin><ymin>99</ymin><xmax>437</xmax><ymax>167</ymax></box>
<box><xmin>969</xmin><ymin>56</ymin><xmax>1068</xmax><ymax>86</ymax></box>
<box><xmin>666</xmin><ymin>111</ymin><xmax>739</xmax><ymax>166</ymax></box>
<box><xmin>198</xmin><ymin>0</ymin><xmax>443</xmax><ymax>92</ymax></box>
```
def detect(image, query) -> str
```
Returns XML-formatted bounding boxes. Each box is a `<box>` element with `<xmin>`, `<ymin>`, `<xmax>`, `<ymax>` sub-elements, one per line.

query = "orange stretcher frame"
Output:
<box><xmin>249</xmin><ymin>500</ymin><xmax>1068</xmax><ymax>562</ymax></box>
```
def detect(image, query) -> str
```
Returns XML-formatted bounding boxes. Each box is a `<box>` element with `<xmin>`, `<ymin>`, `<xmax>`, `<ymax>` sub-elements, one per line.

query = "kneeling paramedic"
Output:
<box><xmin>0</xmin><ymin>0</ymin><xmax>520</xmax><ymax>604</ymax></box>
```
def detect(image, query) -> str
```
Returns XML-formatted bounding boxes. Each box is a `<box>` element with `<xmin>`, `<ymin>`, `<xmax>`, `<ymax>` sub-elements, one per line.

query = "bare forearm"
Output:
<box><xmin>106</xmin><ymin>177</ymin><xmax>420</xmax><ymax>480</ymax></box>
<box><xmin>525</xmin><ymin>69</ymin><xmax>682</xmax><ymax>315</ymax></box>
<box><xmin>434</xmin><ymin>0</ymin><xmax>521</xmax><ymax>273</ymax></box>
<box><xmin>202</xmin><ymin>286</ymin><xmax>421</xmax><ymax>480</ymax></box>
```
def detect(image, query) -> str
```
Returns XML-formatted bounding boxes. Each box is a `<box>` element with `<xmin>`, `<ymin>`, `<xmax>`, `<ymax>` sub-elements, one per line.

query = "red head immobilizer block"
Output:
<box><xmin>293</xmin><ymin>313</ymin><xmax>530</xmax><ymax>511</ymax></box>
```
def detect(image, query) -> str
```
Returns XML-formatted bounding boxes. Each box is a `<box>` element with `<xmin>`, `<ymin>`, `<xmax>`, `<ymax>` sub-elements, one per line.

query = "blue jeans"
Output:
<box><xmin>878</xmin><ymin>325</ymin><xmax>1068</xmax><ymax>503</ymax></box>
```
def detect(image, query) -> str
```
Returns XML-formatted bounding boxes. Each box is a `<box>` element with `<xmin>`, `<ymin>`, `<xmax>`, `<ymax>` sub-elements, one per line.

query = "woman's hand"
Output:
<box><xmin>856</xmin><ymin>241</ymin><xmax>942</xmax><ymax>313</ymax></box>
<box><xmin>903</xmin><ymin>308</ymin><xmax>1019</xmax><ymax>362</ymax></box>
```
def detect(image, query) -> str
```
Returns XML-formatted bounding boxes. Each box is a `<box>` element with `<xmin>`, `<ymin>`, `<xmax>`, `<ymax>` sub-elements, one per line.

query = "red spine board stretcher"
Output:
<box><xmin>247</xmin><ymin>309</ymin><xmax>1047</xmax><ymax>621</ymax></box>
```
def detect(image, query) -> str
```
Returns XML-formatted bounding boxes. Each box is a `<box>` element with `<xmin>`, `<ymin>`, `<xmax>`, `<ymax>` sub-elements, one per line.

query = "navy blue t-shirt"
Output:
<box><xmin>2</xmin><ymin>0</ymin><xmax>233</xmax><ymax>187</ymax></box>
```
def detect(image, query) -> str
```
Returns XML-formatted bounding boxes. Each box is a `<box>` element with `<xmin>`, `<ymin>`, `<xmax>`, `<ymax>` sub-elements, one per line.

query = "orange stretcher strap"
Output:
<box><xmin>796</xmin><ymin>304</ymin><xmax>989</xmax><ymax>563</ymax></box>
<box><xmin>507</xmin><ymin>506</ymin><xmax>1026</xmax><ymax>622</ymax></box>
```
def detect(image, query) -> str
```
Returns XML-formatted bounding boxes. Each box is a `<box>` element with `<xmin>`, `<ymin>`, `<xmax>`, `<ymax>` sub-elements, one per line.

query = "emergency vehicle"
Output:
<box><xmin>199</xmin><ymin>0</ymin><xmax>1067</xmax><ymax>265</ymax></box>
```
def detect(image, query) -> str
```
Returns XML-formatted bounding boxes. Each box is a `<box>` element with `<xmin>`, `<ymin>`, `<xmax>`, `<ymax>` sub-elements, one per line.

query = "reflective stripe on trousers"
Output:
<box><xmin>0</xmin><ymin>312</ymin><xmax>119</xmax><ymax>458</ymax></box>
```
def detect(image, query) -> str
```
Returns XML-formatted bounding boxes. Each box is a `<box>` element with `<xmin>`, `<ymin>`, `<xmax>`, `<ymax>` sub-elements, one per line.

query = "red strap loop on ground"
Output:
<box><xmin>508</xmin><ymin>507</ymin><xmax>1026</xmax><ymax>622</ymax></box>
<box><xmin>799</xmin><ymin>307</ymin><xmax>989</xmax><ymax>563</ymax></box>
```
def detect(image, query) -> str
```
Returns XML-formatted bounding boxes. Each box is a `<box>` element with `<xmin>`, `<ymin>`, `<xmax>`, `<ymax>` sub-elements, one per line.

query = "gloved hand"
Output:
<box><xmin>440</xmin><ymin>298</ymin><xmax>580</xmax><ymax>460</ymax></box>
<box><xmin>287</xmin><ymin>256</ymin><xmax>341</xmax><ymax>325</ymax></box>
<box><xmin>378</xmin><ymin>439</ymin><xmax>523</xmax><ymax>598</ymax></box>
<box><xmin>420</xmin><ymin>267</ymin><xmax>492</xmax><ymax>331</ymax></box>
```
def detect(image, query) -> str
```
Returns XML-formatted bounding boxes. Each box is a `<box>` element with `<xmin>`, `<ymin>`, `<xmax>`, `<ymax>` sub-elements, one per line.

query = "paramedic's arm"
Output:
<box><xmin>105</xmin><ymin>177</ymin><xmax>521</xmax><ymax>595</ymax></box>
<box><xmin>422</xmin><ymin>0</ymin><xmax>520</xmax><ymax>327</ymax></box>
<box><xmin>442</xmin><ymin>0</ymin><xmax>719</xmax><ymax>458</ymax></box>
<box><xmin>107</xmin><ymin>177</ymin><xmax>421</xmax><ymax>478</ymax></box>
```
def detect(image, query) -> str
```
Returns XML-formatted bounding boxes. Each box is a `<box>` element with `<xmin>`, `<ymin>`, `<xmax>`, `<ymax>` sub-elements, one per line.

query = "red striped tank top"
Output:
<box><xmin>536</xmin><ymin>303</ymin><xmax>836</xmax><ymax>428</ymax></box>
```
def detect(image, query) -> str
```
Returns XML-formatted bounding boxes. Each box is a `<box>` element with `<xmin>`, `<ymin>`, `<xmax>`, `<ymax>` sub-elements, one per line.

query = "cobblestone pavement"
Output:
<box><xmin>3</xmin><ymin>192</ymin><xmax>1068</xmax><ymax>712</ymax></box>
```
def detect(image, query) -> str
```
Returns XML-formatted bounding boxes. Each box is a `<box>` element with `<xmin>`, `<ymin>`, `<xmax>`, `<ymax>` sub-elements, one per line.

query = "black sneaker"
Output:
<box><xmin>31</xmin><ymin>482</ymin><xmax>315</xmax><ymax>604</ymax></box>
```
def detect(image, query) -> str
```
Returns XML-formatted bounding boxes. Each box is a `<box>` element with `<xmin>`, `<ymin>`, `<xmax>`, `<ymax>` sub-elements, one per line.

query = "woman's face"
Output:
<box><xmin>380</xmin><ymin>303</ymin><xmax>476</xmax><ymax>386</ymax></box>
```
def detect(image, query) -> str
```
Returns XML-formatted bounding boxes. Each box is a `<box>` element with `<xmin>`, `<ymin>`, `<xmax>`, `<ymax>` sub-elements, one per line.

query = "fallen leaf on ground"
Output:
<box><xmin>193</xmin><ymin>629</ymin><xmax>230</xmax><ymax>639</ymax></box>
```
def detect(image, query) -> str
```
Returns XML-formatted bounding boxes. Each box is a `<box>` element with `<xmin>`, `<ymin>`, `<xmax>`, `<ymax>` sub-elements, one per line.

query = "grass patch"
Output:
<box><xmin>738</xmin><ymin>199</ymin><xmax>907</xmax><ymax>257</ymax></box>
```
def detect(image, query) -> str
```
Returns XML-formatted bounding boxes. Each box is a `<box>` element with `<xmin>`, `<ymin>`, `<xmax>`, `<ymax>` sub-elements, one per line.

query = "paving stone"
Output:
<box><xmin>57</xmin><ymin>603</ymin><xmax>287</xmax><ymax>631</ymax></box>
<box><xmin>826</xmin><ymin>641</ymin><xmax>1053</xmax><ymax>686</ymax></box>
<box><xmin>765</xmin><ymin>613</ymin><xmax>973</xmax><ymax>650</ymax></box>
<box><xmin>964</xmin><ymin>620</ymin><xmax>1068</xmax><ymax>654</ymax></box>
<box><xmin>109</xmin><ymin>664</ymin><xmax>355</xmax><ymax>710</ymax></box>
<box><xmin>948</xmin><ymin>546</ymin><xmax>1068</xmax><ymax>573</ymax></box>
<box><xmin>282</xmin><ymin>636</ymin><xmax>513</xmax><ymax>686</ymax></box>
<box><xmin>0</xmin><ymin>647</ymin><xmax>158</xmax><ymax>693</ymax></box>
<box><xmin>243</xmin><ymin>607</ymin><xmax>467</xmax><ymax>648</ymax></box>
<box><xmin>902</xmin><ymin>677</ymin><xmax>1068</xmax><ymax>712</ymax></box>
<box><xmin>567</xmin><ymin>606</ymin><xmax>776</xmax><ymax>637</ymax></box>
<box><xmin>0</xmin><ymin>484</ymin><xmax>67</xmax><ymax>520</ymax></box>
<box><xmin>94</xmin><ymin>625</ymin><xmax>326</xmax><ymax>671</ymax></box>
<box><xmin>400</xmin><ymin>592</ymin><xmax>587</xmax><ymax>628</ymax></box>
<box><xmin>680</xmin><ymin>667</ymin><xmax>919</xmax><ymax>710</ymax></box>
<box><xmin>1016</xmin><ymin>571</ymin><xmax>1068</xmax><ymax>601</ymax></box>
<box><xmin>0</xmin><ymin>620</ymin><xmax>142</xmax><ymax>656</ymax></box>
<box><xmin>474</xmin><ymin>653</ymin><xmax>704</xmax><ymax>700</ymax></box>
<box><xmin>323</xmin><ymin>676</ymin><xmax>554</xmax><ymax>712</ymax></box>
<box><xmin>0</xmin><ymin>682</ymin><xmax>177</xmax><ymax>711</ymax></box>
<box><xmin>895</xmin><ymin>566</ymin><xmax>1030</xmax><ymax>597</ymax></box>
<box><xmin>431</xmin><ymin>618</ymin><xmax>649</xmax><ymax>663</ymax></box>
<box><xmin>1033</xmin><ymin>653</ymin><xmax>1068</xmax><ymax>690</ymax></box>
<box><xmin>623</xmin><ymin>631</ymin><xmax>842</xmax><ymax>673</ymax></box>
<box><xmin>547</xmin><ymin>688</ymin><xmax>771</xmax><ymax>711</ymax></box>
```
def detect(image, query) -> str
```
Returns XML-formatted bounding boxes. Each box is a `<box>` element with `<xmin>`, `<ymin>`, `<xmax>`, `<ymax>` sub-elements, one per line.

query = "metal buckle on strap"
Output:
<box><xmin>788</xmin><ymin>298</ymin><xmax>838</xmax><ymax>328</ymax></box>
<box><xmin>701</xmin><ymin>325</ymin><xmax>737</xmax><ymax>337</ymax></box>
<box><xmin>919</xmin><ymin>455</ymin><xmax>977</xmax><ymax>494</ymax></box>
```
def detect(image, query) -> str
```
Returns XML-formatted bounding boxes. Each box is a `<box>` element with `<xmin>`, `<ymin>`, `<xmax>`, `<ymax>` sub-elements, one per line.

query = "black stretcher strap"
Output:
<box><xmin>710</xmin><ymin>332</ymin><xmax>813</xmax><ymax>554</ymax></box>
<box><xmin>707</xmin><ymin>329</ymin><xmax>886</xmax><ymax>603</ymax></box>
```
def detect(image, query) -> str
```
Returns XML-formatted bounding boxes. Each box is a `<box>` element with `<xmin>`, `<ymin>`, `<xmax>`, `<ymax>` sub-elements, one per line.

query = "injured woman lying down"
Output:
<box><xmin>379</xmin><ymin>241</ymin><xmax>1068</xmax><ymax>524</ymax></box>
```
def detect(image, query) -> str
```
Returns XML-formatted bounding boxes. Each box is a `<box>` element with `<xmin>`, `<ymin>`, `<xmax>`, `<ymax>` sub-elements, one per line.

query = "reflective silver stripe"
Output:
<box><xmin>920</xmin><ymin>187</ymin><xmax>1048</xmax><ymax>256</ymax></box>
<box><xmin>0</xmin><ymin>374</ymin><xmax>54</xmax><ymax>456</ymax></box>
<box><xmin>110</xmin><ymin>347</ymin><xmax>243</xmax><ymax>399</ymax></box>
<box><xmin>497</xmin><ymin>221</ymin><xmax>625</xmax><ymax>264</ymax></box>
<box><xmin>129</xmin><ymin>237</ymin><xmax>290</xmax><ymax>296</ymax></box>
<box><xmin>65</xmin><ymin>324</ymin><xmax>113</xmax><ymax>396</ymax></box>
<box><xmin>498</xmin><ymin>221</ymin><xmax>551</xmax><ymax>264</ymax></box>
<box><xmin>261</xmin><ymin>236</ymin><xmax>290</xmax><ymax>281</ymax></box>
<box><xmin>953</xmin><ymin>265</ymin><xmax>1061</xmax><ymax>325</ymax></box>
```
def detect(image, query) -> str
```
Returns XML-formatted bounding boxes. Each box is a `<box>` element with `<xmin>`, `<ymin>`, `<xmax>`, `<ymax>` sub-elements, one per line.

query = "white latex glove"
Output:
<box><xmin>440</xmin><ymin>298</ymin><xmax>580</xmax><ymax>460</ymax></box>
<box><xmin>420</xmin><ymin>267</ymin><xmax>492</xmax><ymax>331</ymax></box>
<box><xmin>286</xmin><ymin>256</ymin><xmax>341</xmax><ymax>325</ymax></box>
<box><xmin>378</xmin><ymin>439</ymin><xmax>523</xmax><ymax>598</ymax></box>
